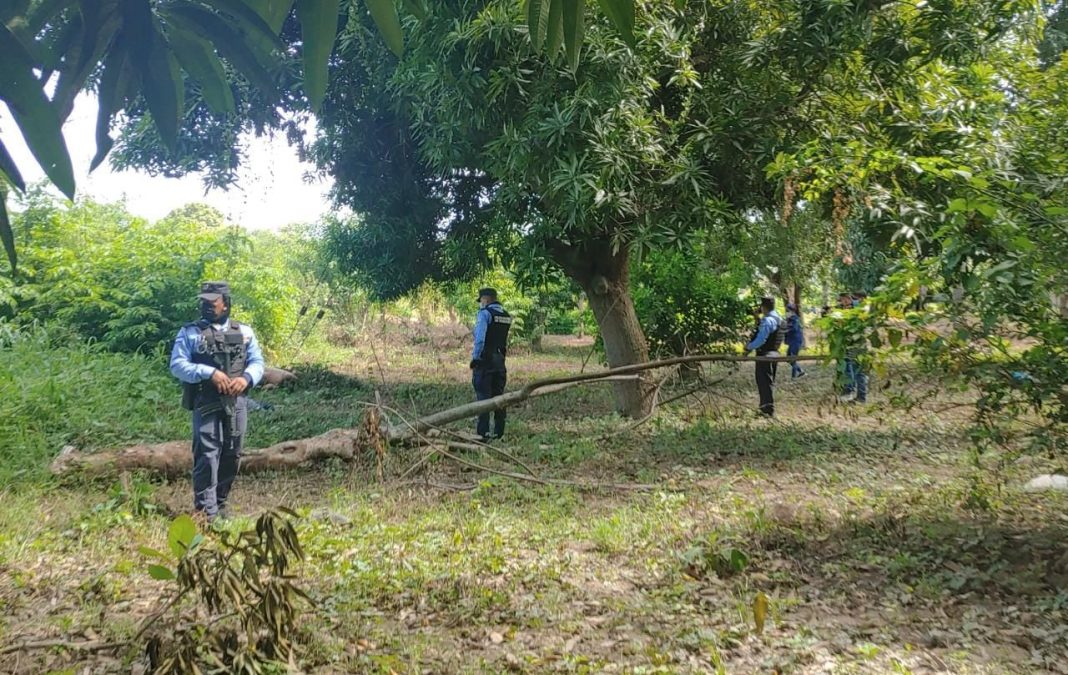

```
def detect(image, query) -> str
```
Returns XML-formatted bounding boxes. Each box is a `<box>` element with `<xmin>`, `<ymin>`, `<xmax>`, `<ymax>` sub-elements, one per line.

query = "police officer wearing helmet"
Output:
<box><xmin>745</xmin><ymin>296</ymin><xmax>786</xmax><ymax>417</ymax></box>
<box><xmin>169</xmin><ymin>282</ymin><xmax>265</xmax><ymax>522</ymax></box>
<box><xmin>470</xmin><ymin>288</ymin><xmax>513</xmax><ymax>440</ymax></box>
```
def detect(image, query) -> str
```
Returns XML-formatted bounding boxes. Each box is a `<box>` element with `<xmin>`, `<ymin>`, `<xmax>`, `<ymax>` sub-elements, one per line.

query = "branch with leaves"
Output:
<box><xmin>0</xmin><ymin>0</ymin><xmax>636</xmax><ymax>268</ymax></box>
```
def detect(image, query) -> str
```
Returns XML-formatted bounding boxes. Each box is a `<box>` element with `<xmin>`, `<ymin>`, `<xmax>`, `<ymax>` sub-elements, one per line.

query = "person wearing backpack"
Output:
<box><xmin>746</xmin><ymin>296</ymin><xmax>786</xmax><ymax>417</ymax></box>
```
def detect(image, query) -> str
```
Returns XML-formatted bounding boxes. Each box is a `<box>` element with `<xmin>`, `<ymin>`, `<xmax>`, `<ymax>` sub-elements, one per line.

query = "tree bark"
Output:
<box><xmin>550</xmin><ymin>238</ymin><xmax>653</xmax><ymax>417</ymax></box>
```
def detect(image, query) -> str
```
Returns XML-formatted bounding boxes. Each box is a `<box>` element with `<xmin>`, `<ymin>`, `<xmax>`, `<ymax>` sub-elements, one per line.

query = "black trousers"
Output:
<box><xmin>472</xmin><ymin>366</ymin><xmax>507</xmax><ymax>437</ymax></box>
<box><xmin>755</xmin><ymin>359</ymin><xmax>778</xmax><ymax>416</ymax></box>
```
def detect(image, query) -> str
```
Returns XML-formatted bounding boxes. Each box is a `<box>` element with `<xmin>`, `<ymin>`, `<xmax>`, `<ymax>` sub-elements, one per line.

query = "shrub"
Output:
<box><xmin>632</xmin><ymin>249</ymin><xmax>753</xmax><ymax>358</ymax></box>
<box><xmin>3</xmin><ymin>193</ymin><xmax>310</xmax><ymax>358</ymax></box>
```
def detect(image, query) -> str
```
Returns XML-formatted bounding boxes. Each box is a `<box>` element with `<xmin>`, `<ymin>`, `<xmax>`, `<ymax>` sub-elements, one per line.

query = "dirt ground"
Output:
<box><xmin>2</xmin><ymin>331</ymin><xmax>1066</xmax><ymax>674</ymax></box>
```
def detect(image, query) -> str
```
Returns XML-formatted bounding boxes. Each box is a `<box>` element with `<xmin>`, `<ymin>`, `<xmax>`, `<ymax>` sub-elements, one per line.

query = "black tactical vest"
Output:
<box><xmin>183</xmin><ymin>320</ymin><xmax>249</xmax><ymax>411</ymax></box>
<box><xmin>479</xmin><ymin>306</ymin><xmax>512</xmax><ymax>361</ymax></box>
<box><xmin>756</xmin><ymin>314</ymin><xmax>786</xmax><ymax>355</ymax></box>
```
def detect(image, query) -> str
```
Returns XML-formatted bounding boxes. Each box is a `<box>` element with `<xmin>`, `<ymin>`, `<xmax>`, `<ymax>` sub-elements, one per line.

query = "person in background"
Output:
<box><xmin>837</xmin><ymin>292</ymin><xmax>868</xmax><ymax>403</ymax></box>
<box><xmin>745</xmin><ymin>296</ymin><xmax>786</xmax><ymax>417</ymax></box>
<box><xmin>785</xmin><ymin>302</ymin><xmax>806</xmax><ymax>379</ymax></box>
<box><xmin>470</xmin><ymin>288</ymin><xmax>513</xmax><ymax>440</ymax></box>
<box><xmin>170</xmin><ymin>282</ymin><xmax>265</xmax><ymax>523</ymax></box>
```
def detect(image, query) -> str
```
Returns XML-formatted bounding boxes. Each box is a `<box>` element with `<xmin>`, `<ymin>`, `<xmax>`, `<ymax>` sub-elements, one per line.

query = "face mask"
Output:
<box><xmin>200</xmin><ymin>302</ymin><xmax>229</xmax><ymax>323</ymax></box>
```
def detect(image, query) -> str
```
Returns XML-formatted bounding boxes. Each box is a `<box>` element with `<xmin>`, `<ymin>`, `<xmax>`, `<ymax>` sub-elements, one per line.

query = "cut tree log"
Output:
<box><xmin>50</xmin><ymin>354</ymin><xmax>828</xmax><ymax>477</ymax></box>
<box><xmin>260</xmin><ymin>366</ymin><xmax>297</xmax><ymax>389</ymax></box>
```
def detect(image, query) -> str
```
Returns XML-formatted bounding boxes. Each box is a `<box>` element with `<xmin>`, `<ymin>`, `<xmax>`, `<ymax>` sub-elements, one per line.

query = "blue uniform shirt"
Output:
<box><xmin>170</xmin><ymin>320</ymin><xmax>265</xmax><ymax>387</ymax></box>
<box><xmin>746</xmin><ymin>310</ymin><xmax>783</xmax><ymax>352</ymax></box>
<box><xmin>471</xmin><ymin>302</ymin><xmax>503</xmax><ymax>360</ymax></box>
<box><xmin>785</xmin><ymin>313</ymin><xmax>805</xmax><ymax>348</ymax></box>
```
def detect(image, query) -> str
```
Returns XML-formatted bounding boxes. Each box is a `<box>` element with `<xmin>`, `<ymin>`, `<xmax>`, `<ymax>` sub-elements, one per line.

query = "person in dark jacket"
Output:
<box><xmin>170</xmin><ymin>282</ymin><xmax>264</xmax><ymax>522</ymax></box>
<box><xmin>470</xmin><ymin>288</ymin><xmax>513</xmax><ymax>440</ymax></box>
<box><xmin>746</xmin><ymin>296</ymin><xmax>786</xmax><ymax>417</ymax></box>
<box><xmin>785</xmin><ymin>302</ymin><xmax>806</xmax><ymax>379</ymax></box>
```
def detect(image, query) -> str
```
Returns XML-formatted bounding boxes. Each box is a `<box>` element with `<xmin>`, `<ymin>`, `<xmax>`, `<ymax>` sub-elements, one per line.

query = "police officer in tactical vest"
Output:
<box><xmin>470</xmin><ymin>288</ymin><xmax>513</xmax><ymax>440</ymax></box>
<box><xmin>170</xmin><ymin>282</ymin><xmax>265</xmax><ymax>521</ymax></box>
<box><xmin>745</xmin><ymin>296</ymin><xmax>786</xmax><ymax>417</ymax></box>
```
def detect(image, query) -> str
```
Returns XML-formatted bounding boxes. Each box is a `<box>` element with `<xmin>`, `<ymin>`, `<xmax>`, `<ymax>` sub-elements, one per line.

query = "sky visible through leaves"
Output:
<box><xmin>0</xmin><ymin>92</ymin><xmax>334</xmax><ymax>230</ymax></box>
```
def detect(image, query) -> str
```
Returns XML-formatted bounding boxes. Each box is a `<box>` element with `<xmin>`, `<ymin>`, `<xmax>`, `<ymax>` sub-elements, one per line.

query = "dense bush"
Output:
<box><xmin>632</xmin><ymin>248</ymin><xmax>753</xmax><ymax>358</ymax></box>
<box><xmin>1</xmin><ymin>193</ymin><xmax>310</xmax><ymax>357</ymax></box>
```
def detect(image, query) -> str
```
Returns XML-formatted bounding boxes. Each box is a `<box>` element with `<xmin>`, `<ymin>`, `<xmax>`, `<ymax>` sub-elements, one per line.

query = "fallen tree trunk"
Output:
<box><xmin>51</xmin><ymin>429</ymin><xmax>364</xmax><ymax>477</ymax></box>
<box><xmin>51</xmin><ymin>353</ymin><xmax>829</xmax><ymax>477</ymax></box>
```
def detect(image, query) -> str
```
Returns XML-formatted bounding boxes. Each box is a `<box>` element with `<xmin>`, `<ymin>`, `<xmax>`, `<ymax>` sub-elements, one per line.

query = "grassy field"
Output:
<box><xmin>1</xmin><ymin>324</ymin><xmax>1066</xmax><ymax>673</ymax></box>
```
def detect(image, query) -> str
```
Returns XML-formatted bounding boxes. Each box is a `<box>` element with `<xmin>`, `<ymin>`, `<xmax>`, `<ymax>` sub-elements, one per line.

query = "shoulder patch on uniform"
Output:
<box><xmin>493</xmin><ymin>316</ymin><xmax>514</xmax><ymax>324</ymax></box>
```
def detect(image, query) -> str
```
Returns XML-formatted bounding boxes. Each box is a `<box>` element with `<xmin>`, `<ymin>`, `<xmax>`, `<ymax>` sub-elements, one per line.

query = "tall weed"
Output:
<box><xmin>0</xmin><ymin>327</ymin><xmax>186</xmax><ymax>486</ymax></box>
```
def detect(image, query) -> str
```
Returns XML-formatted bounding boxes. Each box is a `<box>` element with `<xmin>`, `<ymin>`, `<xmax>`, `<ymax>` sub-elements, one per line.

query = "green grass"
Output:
<box><xmin>0</xmin><ymin>329</ymin><xmax>187</xmax><ymax>485</ymax></box>
<box><xmin>1</xmin><ymin>327</ymin><xmax>1066</xmax><ymax>673</ymax></box>
<box><xmin>0</xmin><ymin>330</ymin><xmax>379</xmax><ymax>486</ymax></box>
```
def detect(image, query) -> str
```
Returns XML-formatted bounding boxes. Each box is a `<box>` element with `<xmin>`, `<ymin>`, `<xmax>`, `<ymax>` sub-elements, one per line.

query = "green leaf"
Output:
<box><xmin>126</xmin><ymin>1</ymin><xmax>184</xmax><ymax>152</ymax></box>
<box><xmin>0</xmin><ymin>138</ymin><xmax>26</xmax><ymax>192</ymax></box>
<box><xmin>0</xmin><ymin>193</ymin><xmax>14</xmax><ymax>271</ymax></box>
<box><xmin>0</xmin><ymin>0</ymin><xmax>32</xmax><ymax>24</ymax></box>
<box><xmin>242</xmin><ymin>0</ymin><xmax>296</xmax><ymax>32</ymax></box>
<box><xmin>562</xmin><ymin>0</ymin><xmax>584</xmax><ymax>72</ymax></box>
<box><xmin>187</xmin><ymin>0</ymin><xmax>284</xmax><ymax>51</ymax></box>
<box><xmin>166</xmin><ymin>17</ymin><xmax>236</xmax><ymax>114</ymax></box>
<box><xmin>729</xmin><ymin>548</ymin><xmax>748</xmax><ymax>572</ymax></box>
<box><xmin>147</xmin><ymin>564</ymin><xmax>176</xmax><ymax>580</ymax></box>
<box><xmin>19</xmin><ymin>0</ymin><xmax>78</xmax><ymax>37</ymax></box>
<box><xmin>364</xmin><ymin>0</ymin><xmax>404</xmax><ymax>57</ymax></box>
<box><xmin>296</xmin><ymin>0</ymin><xmax>340</xmax><ymax>112</ymax></box>
<box><xmin>166</xmin><ymin>3</ymin><xmax>280</xmax><ymax>98</ymax></box>
<box><xmin>527</xmin><ymin>0</ymin><xmax>550</xmax><ymax>52</ymax></box>
<box><xmin>167</xmin><ymin>514</ymin><xmax>198</xmax><ymax>558</ymax></box>
<box><xmin>400</xmin><ymin>0</ymin><xmax>426</xmax><ymax>20</ymax></box>
<box><xmin>596</xmin><ymin>0</ymin><xmax>633</xmax><ymax>47</ymax></box>
<box><xmin>887</xmin><ymin>328</ymin><xmax>902</xmax><ymax>348</ymax></box>
<box><xmin>90</xmin><ymin>43</ymin><xmax>135</xmax><ymax>172</ymax></box>
<box><xmin>50</xmin><ymin>0</ymin><xmax>124</xmax><ymax>114</ymax></box>
<box><xmin>946</xmin><ymin>197</ymin><xmax>969</xmax><ymax>213</ymax></box>
<box><xmin>138</xmin><ymin>545</ymin><xmax>172</xmax><ymax>563</ymax></box>
<box><xmin>545</xmin><ymin>0</ymin><xmax>564</xmax><ymax>60</ymax></box>
<box><xmin>0</xmin><ymin>25</ymin><xmax>76</xmax><ymax>200</ymax></box>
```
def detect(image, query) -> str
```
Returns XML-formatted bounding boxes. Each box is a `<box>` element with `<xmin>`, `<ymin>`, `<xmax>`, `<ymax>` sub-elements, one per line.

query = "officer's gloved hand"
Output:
<box><xmin>469</xmin><ymin>359</ymin><xmax>481</xmax><ymax>370</ymax></box>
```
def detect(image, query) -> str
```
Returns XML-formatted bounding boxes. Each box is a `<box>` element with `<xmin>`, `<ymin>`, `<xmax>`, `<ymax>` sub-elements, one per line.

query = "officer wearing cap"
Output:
<box><xmin>745</xmin><ymin>296</ymin><xmax>786</xmax><ymax>417</ymax></box>
<box><xmin>470</xmin><ymin>288</ymin><xmax>513</xmax><ymax>440</ymax></box>
<box><xmin>169</xmin><ymin>282</ymin><xmax>265</xmax><ymax>522</ymax></box>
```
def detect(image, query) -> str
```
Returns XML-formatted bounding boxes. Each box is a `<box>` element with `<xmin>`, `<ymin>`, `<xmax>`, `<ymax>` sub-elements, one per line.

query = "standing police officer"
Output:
<box><xmin>746</xmin><ymin>296</ymin><xmax>786</xmax><ymax>417</ymax></box>
<box><xmin>170</xmin><ymin>282</ymin><xmax>264</xmax><ymax>522</ymax></box>
<box><xmin>785</xmin><ymin>302</ymin><xmax>806</xmax><ymax>379</ymax></box>
<box><xmin>470</xmin><ymin>288</ymin><xmax>512</xmax><ymax>440</ymax></box>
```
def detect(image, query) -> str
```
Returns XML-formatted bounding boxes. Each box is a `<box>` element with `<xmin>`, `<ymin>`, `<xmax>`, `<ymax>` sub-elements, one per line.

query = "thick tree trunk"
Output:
<box><xmin>550</xmin><ymin>239</ymin><xmax>653</xmax><ymax>417</ymax></box>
